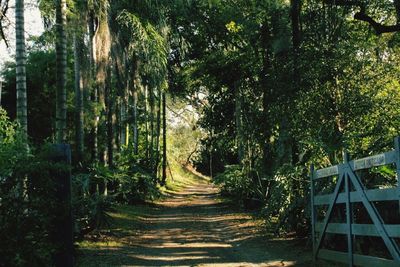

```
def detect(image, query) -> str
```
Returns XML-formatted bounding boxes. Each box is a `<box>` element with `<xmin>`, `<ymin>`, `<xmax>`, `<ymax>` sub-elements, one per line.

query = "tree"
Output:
<box><xmin>55</xmin><ymin>0</ymin><xmax>67</xmax><ymax>143</ymax></box>
<box><xmin>15</xmin><ymin>0</ymin><xmax>27</xmax><ymax>143</ymax></box>
<box><xmin>73</xmin><ymin>34</ymin><xmax>84</xmax><ymax>161</ymax></box>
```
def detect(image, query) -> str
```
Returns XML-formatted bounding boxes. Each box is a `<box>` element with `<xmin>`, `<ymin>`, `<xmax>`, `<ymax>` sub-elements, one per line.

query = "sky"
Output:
<box><xmin>0</xmin><ymin>0</ymin><xmax>44</xmax><ymax>69</ymax></box>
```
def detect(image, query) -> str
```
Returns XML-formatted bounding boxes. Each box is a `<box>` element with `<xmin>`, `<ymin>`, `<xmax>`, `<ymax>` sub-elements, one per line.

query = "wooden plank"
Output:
<box><xmin>314</xmin><ymin>187</ymin><xmax>398</xmax><ymax>205</ymax></box>
<box><xmin>344</xmin><ymin>170</ymin><xmax>353</xmax><ymax>267</ymax></box>
<box><xmin>347</xmin><ymin>168</ymin><xmax>400</xmax><ymax>263</ymax></box>
<box><xmin>310</xmin><ymin>164</ymin><xmax>316</xmax><ymax>260</ymax></box>
<box><xmin>314</xmin><ymin>172</ymin><xmax>345</xmax><ymax>253</ymax></box>
<box><xmin>315</xmin><ymin>223</ymin><xmax>400</xmax><ymax>237</ymax></box>
<box><xmin>313</xmin><ymin>150</ymin><xmax>395</xmax><ymax>180</ymax></box>
<box><xmin>349</xmin><ymin>150</ymin><xmax>396</xmax><ymax>171</ymax></box>
<box><xmin>318</xmin><ymin>249</ymin><xmax>398</xmax><ymax>267</ymax></box>
<box><xmin>395</xmin><ymin>137</ymin><xmax>400</xmax><ymax>215</ymax></box>
<box><xmin>314</xmin><ymin>165</ymin><xmax>339</xmax><ymax>180</ymax></box>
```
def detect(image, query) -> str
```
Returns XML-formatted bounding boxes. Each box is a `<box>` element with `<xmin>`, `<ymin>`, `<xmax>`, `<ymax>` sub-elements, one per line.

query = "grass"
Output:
<box><xmin>76</xmin><ymin>162</ymin><xmax>207</xmax><ymax>251</ymax></box>
<box><xmin>161</xmin><ymin>159</ymin><xmax>210</xmax><ymax>194</ymax></box>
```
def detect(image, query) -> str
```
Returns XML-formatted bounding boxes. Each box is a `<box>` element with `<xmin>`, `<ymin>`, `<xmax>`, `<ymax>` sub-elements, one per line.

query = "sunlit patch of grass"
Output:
<box><xmin>161</xmin><ymin>158</ymin><xmax>210</xmax><ymax>194</ymax></box>
<box><xmin>76</xmin><ymin>204</ymin><xmax>153</xmax><ymax>250</ymax></box>
<box><xmin>78</xmin><ymin>240</ymin><xmax>123</xmax><ymax>249</ymax></box>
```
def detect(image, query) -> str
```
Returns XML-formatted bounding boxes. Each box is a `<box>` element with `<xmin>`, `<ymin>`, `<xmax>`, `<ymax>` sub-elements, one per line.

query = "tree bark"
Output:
<box><xmin>155</xmin><ymin>88</ymin><xmax>162</xmax><ymax>175</ymax></box>
<box><xmin>55</xmin><ymin>0</ymin><xmax>67</xmax><ymax>143</ymax></box>
<box><xmin>234</xmin><ymin>81</ymin><xmax>244</xmax><ymax>164</ymax></box>
<box><xmin>144</xmin><ymin>85</ymin><xmax>149</xmax><ymax>159</ymax></box>
<box><xmin>149</xmin><ymin>87</ymin><xmax>155</xmax><ymax>170</ymax></box>
<box><xmin>132</xmin><ymin>60</ymin><xmax>140</xmax><ymax>155</ymax></box>
<box><xmin>105</xmin><ymin>66</ymin><xmax>114</xmax><ymax>167</ymax></box>
<box><xmin>260</xmin><ymin>18</ymin><xmax>274</xmax><ymax>176</ymax></box>
<box><xmin>74</xmin><ymin>34</ymin><xmax>84</xmax><ymax>161</ymax></box>
<box><xmin>15</xmin><ymin>0</ymin><xmax>27</xmax><ymax>143</ymax></box>
<box><xmin>88</xmin><ymin>13</ymin><xmax>98</xmax><ymax>161</ymax></box>
<box><xmin>161</xmin><ymin>91</ymin><xmax>167</xmax><ymax>185</ymax></box>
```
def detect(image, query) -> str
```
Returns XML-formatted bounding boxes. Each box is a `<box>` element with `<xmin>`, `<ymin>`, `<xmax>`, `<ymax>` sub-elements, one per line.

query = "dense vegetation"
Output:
<box><xmin>1</xmin><ymin>0</ymin><xmax>400</xmax><ymax>265</ymax></box>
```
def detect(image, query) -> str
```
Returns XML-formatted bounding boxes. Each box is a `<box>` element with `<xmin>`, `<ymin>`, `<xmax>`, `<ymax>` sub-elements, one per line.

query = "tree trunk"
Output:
<box><xmin>144</xmin><ymin>85</ymin><xmax>149</xmax><ymax>159</ymax></box>
<box><xmin>260</xmin><ymin>18</ymin><xmax>274</xmax><ymax>177</ymax></box>
<box><xmin>234</xmin><ymin>81</ymin><xmax>244</xmax><ymax>164</ymax></box>
<box><xmin>132</xmin><ymin>60</ymin><xmax>140</xmax><ymax>155</ymax></box>
<box><xmin>0</xmin><ymin>81</ymin><xmax>2</xmax><ymax>107</ymax></box>
<box><xmin>288</xmin><ymin>0</ymin><xmax>302</xmax><ymax>164</ymax></box>
<box><xmin>120</xmin><ymin>80</ymin><xmax>128</xmax><ymax>147</ymax></box>
<box><xmin>88</xmin><ymin>13</ymin><xmax>98</xmax><ymax>161</ymax></box>
<box><xmin>161</xmin><ymin>91</ymin><xmax>167</xmax><ymax>185</ymax></box>
<box><xmin>155</xmin><ymin>88</ymin><xmax>161</xmax><ymax>176</ymax></box>
<box><xmin>291</xmin><ymin>0</ymin><xmax>301</xmax><ymax>89</ymax></box>
<box><xmin>15</xmin><ymin>0</ymin><xmax>27</xmax><ymax>143</ymax></box>
<box><xmin>105</xmin><ymin>66</ymin><xmax>114</xmax><ymax>167</ymax></box>
<box><xmin>74</xmin><ymin>35</ymin><xmax>84</xmax><ymax>161</ymax></box>
<box><xmin>55</xmin><ymin>0</ymin><xmax>67</xmax><ymax>143</ymax></box>
<box><xmin>149</xmin><ymin>87</ymin><xmax>155</xmax><ymax>170</ymax></box>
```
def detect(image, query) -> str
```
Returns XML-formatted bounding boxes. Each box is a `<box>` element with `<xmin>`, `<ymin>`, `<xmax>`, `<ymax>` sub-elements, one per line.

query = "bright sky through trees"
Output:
<box><xmin>0</xmin><ymin>0</ymin><xmax>43</xmax><ymax>68</ymax></box>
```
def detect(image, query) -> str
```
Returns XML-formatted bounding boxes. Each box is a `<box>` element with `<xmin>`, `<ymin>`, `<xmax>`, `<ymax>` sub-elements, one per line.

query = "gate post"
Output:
<box><xmin>394</xmin><ymin>137</ymin><xmax>400</xmax><ymax>214</ymax></box>
<box><xmin>343</xmin><ymin>151</ymin><xmax>353</xmax><ymax>267</ymax></box>
<box><xmin>310</xmin><ymin>164</ymin><xmax>316</xmax><ymax>263</ymax></box>
<box><xmin>49</xmin><ymin>144</ymin><xmax>74</xmax><ymax>267</ymax></box>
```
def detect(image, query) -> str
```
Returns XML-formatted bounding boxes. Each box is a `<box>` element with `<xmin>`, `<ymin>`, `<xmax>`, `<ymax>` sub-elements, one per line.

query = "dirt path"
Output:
<box><xmin>77</xmin><ymin>178</ymin><xmax>315</xmax><ymax>266</ymax></box>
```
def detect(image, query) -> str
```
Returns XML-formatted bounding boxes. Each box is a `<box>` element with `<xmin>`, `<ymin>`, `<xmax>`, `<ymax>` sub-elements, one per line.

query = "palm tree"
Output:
<box><xmin>74</xmin><ymin>34</ymin><xmax>84</xmax><ymax>160</ymax></box>
<box><xmin>55</xmin><ymin>0</ymin><xmax>67</xmax><ymax>143</ymax></box>
<box><xmin>15</xmin><ymin>0</ymin><xmax>27</xmax><ymax>143</ymax></box>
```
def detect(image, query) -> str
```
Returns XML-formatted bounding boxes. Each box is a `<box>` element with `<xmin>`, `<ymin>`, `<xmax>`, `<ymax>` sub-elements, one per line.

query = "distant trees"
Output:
<box><xmin>168</xmin><ymin>0</ymin><xmax>400</xmax><ymax>235</ymax></box>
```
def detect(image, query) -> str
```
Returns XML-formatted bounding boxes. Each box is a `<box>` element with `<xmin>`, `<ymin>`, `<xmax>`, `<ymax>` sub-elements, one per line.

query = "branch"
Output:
<box><xmin>354</xmin><ymin>12</ymin><xmax>400</xmax><ymax>34</ymax></box>
<box><xmin>324</xmin><ymin>0</ymin><xmax>400</xmax><ymax>35</ymax></box>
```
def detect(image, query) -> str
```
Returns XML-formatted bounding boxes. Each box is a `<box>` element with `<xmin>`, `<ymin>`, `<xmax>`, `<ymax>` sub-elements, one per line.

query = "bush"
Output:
<box><xmin>213</xmin><ymin>165</ymin><xmax>252</xmax><ymax>201</ymax></box>
<box><xmin>0</xmin><ymin>108</ymin><xmax>58</xmax><ymax>266</ymax></box>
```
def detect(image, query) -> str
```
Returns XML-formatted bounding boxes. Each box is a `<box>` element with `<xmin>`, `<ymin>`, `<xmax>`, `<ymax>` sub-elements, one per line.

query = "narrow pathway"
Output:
<box><xmin>77</xmin><ymin>178</ymin><xmax>314</xmax><ymax>266</ymax></box>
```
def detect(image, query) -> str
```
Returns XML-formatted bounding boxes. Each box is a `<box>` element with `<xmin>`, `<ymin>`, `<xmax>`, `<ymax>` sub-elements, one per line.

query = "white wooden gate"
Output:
<box><xmin>310</xmin><ymin>137</ymin><xmax>400</xmax><ymax>267</ymax></box>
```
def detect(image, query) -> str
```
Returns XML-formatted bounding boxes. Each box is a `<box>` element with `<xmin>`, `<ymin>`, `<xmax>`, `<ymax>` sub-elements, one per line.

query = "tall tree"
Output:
<box><xmin>55</xmin><ymin>0</ymin><xmax>67</xmax><ymax>143</ymax></box>
<box><xmin>15</xmin><ymin>0</ymin><xmax>27</xmax><ymax>143</ymax></box>
<box><xmin>74</xmin><ymin>34</ymin><xmax>84</xmax><ymax>160</ymax></box>
<box><xmin>161</xmin><ymin>90</ymin><xmax>167</xmax><ymax>185</ymax></box>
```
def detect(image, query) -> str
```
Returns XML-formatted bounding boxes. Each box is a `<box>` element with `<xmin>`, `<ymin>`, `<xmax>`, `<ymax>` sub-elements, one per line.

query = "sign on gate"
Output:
<box><xmin>310</xmin><ymin>137</ymin><xmax>400</xmax><ymax>267</ymax></box>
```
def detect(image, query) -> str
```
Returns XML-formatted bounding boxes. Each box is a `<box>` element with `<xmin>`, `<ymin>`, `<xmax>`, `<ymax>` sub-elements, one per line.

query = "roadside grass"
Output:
<box><xmin>161</xmin><ymin>159</ymin><xmax>210</xmax><ymax>194</ymax></box>
<box><xmin>76</xmin><ymin>162</ymin><xmax>206</xmax><ymax>255</ymax></box>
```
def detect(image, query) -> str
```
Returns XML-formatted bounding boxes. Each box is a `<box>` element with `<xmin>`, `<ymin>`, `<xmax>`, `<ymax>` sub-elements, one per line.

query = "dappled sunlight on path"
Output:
<box><xmin>77</xmin><ymin>179</ymin><xmax>313</xmax><ymax>266</ymax></box>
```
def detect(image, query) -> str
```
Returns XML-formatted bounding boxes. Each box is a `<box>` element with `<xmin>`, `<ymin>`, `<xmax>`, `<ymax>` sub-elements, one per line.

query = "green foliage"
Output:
<box><xmin>213</xmin><ymin>165</ymin><xmax>252</xmax><ymax>201</ymax></box>
<box><xmin>112</xmin><ymin>150</ymin><xmax>160</xmax><ymax>203</ymax></box>
<box><xmin>0</xmin><ymin>110</ymin><xmax>60</xmax><ymax>266</ymax></box>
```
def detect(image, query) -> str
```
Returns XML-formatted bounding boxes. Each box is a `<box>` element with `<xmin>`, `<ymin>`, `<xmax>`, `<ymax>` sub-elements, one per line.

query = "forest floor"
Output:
<box><xmin>76</xmin><ymin>171</ymin><xmax>342</xmax><ymax>267</ymax></box>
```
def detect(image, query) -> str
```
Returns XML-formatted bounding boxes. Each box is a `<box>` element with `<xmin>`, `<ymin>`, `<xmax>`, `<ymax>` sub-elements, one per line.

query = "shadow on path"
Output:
<box><xmin>77</xmin><ymin>180</ymin><xmax>314</xmax><ymax>266</ymax></box>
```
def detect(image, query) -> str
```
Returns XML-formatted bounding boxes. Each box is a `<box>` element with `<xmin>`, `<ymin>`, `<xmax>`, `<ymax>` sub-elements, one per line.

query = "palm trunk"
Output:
<box><xmin>0</xmin><ymin>81</ymin><xmax>2</xmax><ymax>107</ymax></box>
<box><xmin>89</xmin><ymin>13</ymin><xmax>98</xmax><ymax>161</ymax></box>
<box><xmin>161</xmin><ymin>91</ymin><xmax>167</xmax><ymax>185</ymax></box>
<box><xmin>149</xmin><ymin>88</ymin><xmax>155</xmax><ymax>169</ymax></box>
<box><xmin>234</xmin><ymin>81</ymin><xmax>244</xmax><ymax>164</ymax></box>
<box><xmin>15</xmin><ymin>0</ymin><xmax>27</xmax><ymax>143</ymax></box>
<box><xmin>144</xmin><ymin>85</ymin><xmax>149</xmax><ymax>159</ymax></box>
<box><xmin>74</xmin><ymin>35</ymin><xmax>84</xmax><ymax>161</ymax></box>
<box><xmin>121</xmin><ymin>82</ymin><xmax>128</xmax><ymax>147</ymax></box>
<box><xmin>132</xmin><ymin>60</ymin><xmax>139</xmax><ymax>155</ymax></box>
<box><xmin>115</xmin><ymin>97</ymin><xmax>121</xmax><ymax>151</ymax></box>
<box><xmin>105</xmin><ymin>67</ymin><xmax>114</xmax><ymax>167</ymax></box>
<box><xmin>132</xmin><ymin>89</ymin><xmax>138</xmax><ymax>155</ymax></box>
<box><xmin>155</xmin><ymin>88</ymin><xmax>161</xmax><ymax>175</ymax></box>
<box><xmin>55</xmin><ymin>0</ymin><xmax>67</xmax><ymax>143</ymax></box>
<box><xmin>260</xmin><ymin>18</ymin><xmax>274</xmax><ymax>177</ymax></box>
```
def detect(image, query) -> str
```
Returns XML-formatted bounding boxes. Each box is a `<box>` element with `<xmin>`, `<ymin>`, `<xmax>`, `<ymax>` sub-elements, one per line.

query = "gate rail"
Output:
<box><xmin>310</xmin><ymin>137</ymin><xmax>400</xmax><ymax>267</ymax></box>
